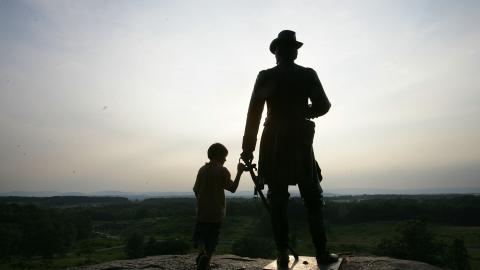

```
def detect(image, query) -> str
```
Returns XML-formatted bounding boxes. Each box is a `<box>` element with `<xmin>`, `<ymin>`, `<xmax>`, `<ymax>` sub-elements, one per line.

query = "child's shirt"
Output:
<box><xmin>193</xmin><ymin>162</ymin><xmax>236</xmax><ymax>223</ymax></box>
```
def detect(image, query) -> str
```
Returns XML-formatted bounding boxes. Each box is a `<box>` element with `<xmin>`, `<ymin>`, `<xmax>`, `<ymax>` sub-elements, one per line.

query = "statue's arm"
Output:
<box><xmin>306</xmin><ymin>68</ymin><xmax>331</xmax><ymax>118</ymax></box>
<box><xmin>242</xmin><ymin>71</ymin><xmax>266</xmax><ymax>154</ymax></box>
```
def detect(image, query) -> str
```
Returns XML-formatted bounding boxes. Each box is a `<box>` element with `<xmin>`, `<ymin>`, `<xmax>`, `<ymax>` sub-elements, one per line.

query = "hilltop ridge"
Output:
<box><xmin>64</xmin><ymin>254</ymin><xmax>442</xmax><ymax>270</ymax></box>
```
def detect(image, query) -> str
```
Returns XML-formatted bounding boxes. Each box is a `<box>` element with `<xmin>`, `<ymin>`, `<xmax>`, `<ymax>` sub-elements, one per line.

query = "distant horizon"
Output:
<box><xmin>2</xmin><ymin>186</ymin><xmax>480</xmax><ymax>197</ymax></box>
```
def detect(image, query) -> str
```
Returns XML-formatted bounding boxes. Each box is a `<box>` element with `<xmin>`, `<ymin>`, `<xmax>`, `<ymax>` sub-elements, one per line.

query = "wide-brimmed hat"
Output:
<box><xmin>269</xmin><ymin>30</ymin><xmax>303</xmax><ymax>54</ymax></box>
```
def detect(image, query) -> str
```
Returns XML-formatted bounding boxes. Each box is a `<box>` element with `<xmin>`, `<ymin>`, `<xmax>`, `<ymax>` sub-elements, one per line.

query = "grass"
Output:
<box><xmin>432</xmin><ymin>224</ymin><xmax>480</xmax><ymax>270</ymax></box>
<box><xmin>0</xmin><ymin>241</ymin><xmax>126</xmax><ymax>270</ymax></box>
<box><xmin>328</xmin><ymin>221</ymin><xmax>397</xmax><ymax>253</ymax></box>
<box><xmin>1</xmin><ymin>218</ymin><xmax>478</xmax><ymax>269</ymax></box>
<box><xmin>269</xmin><ymin>220</ymin><xmax>479</xmax><ymax>268</ymax></box>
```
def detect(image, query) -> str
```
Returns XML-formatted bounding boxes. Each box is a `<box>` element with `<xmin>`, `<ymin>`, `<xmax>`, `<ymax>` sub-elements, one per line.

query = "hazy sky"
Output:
<box><xmin>1</xmin><ymin>0</ymin><xmax>479</xmax><ymax>193</ymax></box>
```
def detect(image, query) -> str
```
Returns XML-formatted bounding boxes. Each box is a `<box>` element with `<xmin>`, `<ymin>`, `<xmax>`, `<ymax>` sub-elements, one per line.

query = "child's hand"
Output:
<box><xmin>237</xmin><ymin>163</ymin><xmax>247</xmax><ymax>173</ymax></box>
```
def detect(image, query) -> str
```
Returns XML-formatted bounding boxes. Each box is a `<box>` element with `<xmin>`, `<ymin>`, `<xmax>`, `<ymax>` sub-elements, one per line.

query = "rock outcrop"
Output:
<box><xmin>64</xmin><ymin>254</ymin><xmax>442</xmax><ymax>270</ymax></box>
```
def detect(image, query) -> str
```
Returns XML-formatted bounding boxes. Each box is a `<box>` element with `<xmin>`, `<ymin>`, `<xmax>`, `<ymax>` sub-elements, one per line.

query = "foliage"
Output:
<box><xmin>375</xmin><ymin>220</ymin><xmax>470</xmax><ymax>269</ymax></box>
<box><xmin>144</xmin><ymin>236</ymin><xmax>190</xmax><ymax>256</ymax></box>
<box><xmin>447</xmin><ymin>239</ymin><xmax>470</xmax><ymax>270</ymax></box>
<box><xmin>227</xmin><ymin>199</ymin><xmax>266</xmax><ymax>217</ymax></box>
<box><xmin>125</xmin><ymin>231</ymin><xmax>144</xmax><ymax>258</ymax></box>
<box><xmin>231</xmin><ymin>211</ymin><xmax>275</xmax><ymax>258</ymax></box>
<box><xmin>0</xmin><ymin>196</ymin><xmax>128</xmax><ymax>207</ymax></box>
<box><xmin>0</xmin><ymin>203</ymin><xmax>92</xmax><ymax>259</ymax></box>
<box><xmin>1</xmin><ymin>195</ymin><xmax>479</xmax><ymax>269</ymax></box>
<box><xmin>75</xmin><ymin>239</ymin><xmax>95</xmax><ymax>263</ymax></box>
<box><xmin>232</xmin><ymin>237</ymin><xmax>275</xmax><ymax>259</ymax></box>
<box><xmin>375</xmin><ymin>220</ymin><xmax>441</xmax><ymax>263</ymax></box>
<box><xmin>124</xmin><ymin>233</ymin><xmax>190</xmax><ymax>258</ymax></box>
<box><xmin>323</xmin><ymin>195</ymin><xmax>480</xmax><ymax>225</ymax></box>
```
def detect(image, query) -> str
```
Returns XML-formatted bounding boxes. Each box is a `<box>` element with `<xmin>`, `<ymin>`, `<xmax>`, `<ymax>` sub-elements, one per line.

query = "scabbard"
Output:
<box><xmin>245</xmin><ymin>161</ymin><xmax>299</xmax><ymax>261</ymax></box>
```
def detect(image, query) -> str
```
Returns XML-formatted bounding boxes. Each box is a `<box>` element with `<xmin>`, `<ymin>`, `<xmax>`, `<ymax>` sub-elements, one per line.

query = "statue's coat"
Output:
<box><xmin>242</xmin><ymin>63</ymin><xmax>331</xmax><ymax>186</ymax></box>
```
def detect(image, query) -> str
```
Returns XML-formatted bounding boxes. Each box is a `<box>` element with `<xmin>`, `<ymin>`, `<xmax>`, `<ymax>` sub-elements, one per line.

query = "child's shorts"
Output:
<box><xmin>192</xmin><ymin>221</ymin><xmax>221</xmax><ymax>253</ymax></box>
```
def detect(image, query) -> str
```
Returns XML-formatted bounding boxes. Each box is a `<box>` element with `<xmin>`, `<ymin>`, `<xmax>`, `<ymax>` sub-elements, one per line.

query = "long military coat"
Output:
<box><xmin>242</xmin><ymin>63</ymin><xmax>331</xmax><ymax>186</ymax></box>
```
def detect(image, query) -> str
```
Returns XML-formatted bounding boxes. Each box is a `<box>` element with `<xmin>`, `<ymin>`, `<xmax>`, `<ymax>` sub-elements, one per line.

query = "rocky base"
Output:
<box><xmin>64</xmin><ymin>254</ymin><xmax>442</xmax><ymax>270</ymax></box>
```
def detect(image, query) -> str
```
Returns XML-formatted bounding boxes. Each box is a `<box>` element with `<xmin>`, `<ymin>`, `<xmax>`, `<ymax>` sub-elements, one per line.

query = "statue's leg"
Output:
<box><xmin>298</xmin><ymin>179</ymin><xmax>327</xmax><ymax>254</ymax></box>
<box><xmin>267</xmin><ymin>183</ymin><xmax>290</xmax><ymax>255</ymax></box>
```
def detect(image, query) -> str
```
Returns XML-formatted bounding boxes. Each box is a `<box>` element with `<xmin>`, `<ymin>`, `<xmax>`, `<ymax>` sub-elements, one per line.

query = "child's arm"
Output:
<box><xmin>225</xmin><ymin>163</ymin><xmax>245</xmax><ymax>193</ymax></box>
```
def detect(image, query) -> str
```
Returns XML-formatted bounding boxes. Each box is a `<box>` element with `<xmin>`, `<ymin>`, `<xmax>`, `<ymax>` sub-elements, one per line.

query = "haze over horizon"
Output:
<box><xmin>1</xmin><ymin>0</ymin><xmax>479</xmax><ymax>193</ymax></box>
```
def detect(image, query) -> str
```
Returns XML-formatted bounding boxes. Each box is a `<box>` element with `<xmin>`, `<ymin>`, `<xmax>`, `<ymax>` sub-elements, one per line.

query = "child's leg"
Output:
<box><xmin>193</xmin><ymin>222</ymin><xmax>208</xmax><ymax>265</ymax></box>
<box><xmin>195</xmin><ymin>222</ymin><xmax>220</xmax><ymax>270</ymax></box>
<box><xmin>198</xmin><ymin>243</ymin><xmax>206</xmax><ymax>253</ymax></box>
<box><xmin>204</xmin><ymin>248</ymin><xmax>213</xmax><ymax>263</ymax></box>
<box><xmin>204</xmin><ymin>222</ymin><xmax>221</xmax><ymax>259</ymax></box>
<box><xmin>197</xmin><ymin>243</ymin><xmax>206</xmax><ymax>258</ymax></box>
<box><xmin>196</xmin><ymin>243</ymin><xmax>210</xmax><ymax>270</ymax></box>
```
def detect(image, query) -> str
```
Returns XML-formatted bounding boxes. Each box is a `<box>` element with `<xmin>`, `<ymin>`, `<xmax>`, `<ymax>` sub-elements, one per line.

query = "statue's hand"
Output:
<box><xmin>237</xmin><ymin>163</ymin><xmax>248</xmax><ymax>173</ymax></box>
<box><xmin>240</xmin><ymin>151</ymin><xmax>254</xmax><ymax>163</ymax></box>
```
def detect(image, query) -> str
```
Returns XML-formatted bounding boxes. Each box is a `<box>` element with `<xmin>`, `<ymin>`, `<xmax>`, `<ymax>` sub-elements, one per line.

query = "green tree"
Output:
<box><xmin>375</xmin><ymin>220</ymin><xmax>442</xmax><ymax>265</ymax></box>
<box><xmin>448</xmin><ymin>239</ymin><xmax>470</xmax><ymax>270</ymax></box>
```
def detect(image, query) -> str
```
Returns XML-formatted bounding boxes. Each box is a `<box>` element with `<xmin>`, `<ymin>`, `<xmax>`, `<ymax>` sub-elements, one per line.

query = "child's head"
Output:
<box><xmin>207</xmin><ymin>143</ymin><xmax>228</xmax><ymax>164</ymax></box>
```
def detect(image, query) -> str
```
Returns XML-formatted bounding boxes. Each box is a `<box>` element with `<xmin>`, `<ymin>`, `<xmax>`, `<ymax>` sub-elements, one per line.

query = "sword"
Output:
<box><xmin>240</xmin><ymin>158</ymin><xmax>300</xmax><ymax>262</ymax></box>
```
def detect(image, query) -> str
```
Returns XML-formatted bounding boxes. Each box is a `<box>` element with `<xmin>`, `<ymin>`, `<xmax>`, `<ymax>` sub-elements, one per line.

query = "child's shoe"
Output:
<box><xmin>196</xmin><ymin>253</ymin><xmax>210</xmax><ymax>270</ymax></box>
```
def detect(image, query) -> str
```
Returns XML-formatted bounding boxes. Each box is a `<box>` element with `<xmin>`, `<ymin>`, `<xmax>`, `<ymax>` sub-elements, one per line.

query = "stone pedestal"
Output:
<box><xmin>263</xmin><ymin>256</ymin><xmax>343</xmax><ymax>270</ymax></box>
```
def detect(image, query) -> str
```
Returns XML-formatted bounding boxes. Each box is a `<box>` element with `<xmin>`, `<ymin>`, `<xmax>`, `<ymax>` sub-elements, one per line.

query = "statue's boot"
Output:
<box><xmin>276</xmin><ymin>248</ymin><xmax>289</xmax><ymax>269</ymax></box>
<box><xmin>302</xmin><ymin>189</ymin><xmax>338</xmax><ymax>265</ymax></box>
<box><xmin>268</xmin><ymin>188</ymin><xmax>290</xmax><ymax>269</ymax></box>
<box><xmin>316</xmin><ymin>250</ymin><xmax>339</xmax><ymax>264</ymax></box>
<box><xmin>311</xmin><ymin>226</ymin><xmax>338</xmax><ymax>264</ymax></box>
<box><xmin>309</xmin><ymin>216</ymin><xmax>338</xmax><ymax>264</ymax></box>
<box><xmin>271</xmin><ymin>211</ymin><xmax>290</xmax><ymax>268</ymax></box>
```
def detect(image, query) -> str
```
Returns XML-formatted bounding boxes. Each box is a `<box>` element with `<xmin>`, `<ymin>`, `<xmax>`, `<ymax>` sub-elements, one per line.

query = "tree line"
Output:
<box><xmin>0</xmin><ymin>203</ymin><xmax>92</xmax><ymax>259</ymax></box>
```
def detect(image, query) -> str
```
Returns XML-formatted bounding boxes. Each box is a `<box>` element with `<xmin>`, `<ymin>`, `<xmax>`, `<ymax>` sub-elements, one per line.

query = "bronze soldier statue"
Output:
<box><xmin>240</xmin><ymin>30</ymin><xmax>338</xmax><ymax>267</ymax></box>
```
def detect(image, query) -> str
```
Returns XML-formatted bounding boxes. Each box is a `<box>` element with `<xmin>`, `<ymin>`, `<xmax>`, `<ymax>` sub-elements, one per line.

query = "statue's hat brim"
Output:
<box><xmin>269</xmin><ymin>30</ymin><xmax>303</xmax><ymax>54</ymax></box>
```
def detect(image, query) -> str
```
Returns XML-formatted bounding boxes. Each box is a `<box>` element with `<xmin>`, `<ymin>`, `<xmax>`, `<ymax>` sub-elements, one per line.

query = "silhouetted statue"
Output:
<box><xmin>240</xmin><ymin>30</ymin><xmax>338</xmax><ymax>267</ymax></box>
